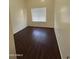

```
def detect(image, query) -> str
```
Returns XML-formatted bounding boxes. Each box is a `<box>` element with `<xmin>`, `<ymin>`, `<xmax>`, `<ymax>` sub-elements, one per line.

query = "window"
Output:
<box><xmin>31</xmin><ymin>8</ymin><xmax>46</xmax><ymax>22</ymax></box>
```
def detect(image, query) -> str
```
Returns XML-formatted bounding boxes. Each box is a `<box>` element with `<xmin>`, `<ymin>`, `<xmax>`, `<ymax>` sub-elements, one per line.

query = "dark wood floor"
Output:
<box><xmin>14</xmin><ymin>26</ymin><xmax>61</xmax><ymax>59</ymax></box>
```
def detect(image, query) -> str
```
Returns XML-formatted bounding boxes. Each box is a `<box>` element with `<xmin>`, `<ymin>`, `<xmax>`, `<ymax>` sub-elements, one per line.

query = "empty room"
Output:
<box><xmin>9</xmin><ymin>0</ymin><xmax>70</xmax><ymax>59</ymax></box>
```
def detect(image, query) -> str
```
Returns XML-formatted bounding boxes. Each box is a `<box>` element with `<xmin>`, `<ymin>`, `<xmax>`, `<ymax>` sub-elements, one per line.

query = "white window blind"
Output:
<box><xmin>31</xmin><ymin>8</ymin><xmax>46</xmax><ymax>22</ymax></box>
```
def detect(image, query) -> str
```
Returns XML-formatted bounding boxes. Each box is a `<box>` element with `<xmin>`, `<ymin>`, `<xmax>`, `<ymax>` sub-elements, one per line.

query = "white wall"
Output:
<box><xmin>54</xmin><ymin>0</ymin><xmax>70</xmax><ymax>59</ymax></box>
<box><xmin>24</xmin><ymin>0</ymin><xmax>54</xmax><ymax>28</ymax></box>
<box><xmin>9</xmin><ymin>0</ymin><xmax>27</xmax><ymax>59</ymax></box>
<box><xmin>10</xmin><ymin>0</ymin><xmax>27</xmax><ymax>34</ymax></box>
<box><xmin>9</xmin><ymin>16</ymin><xmax>17</xmax><ymax>59</ymax></box>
